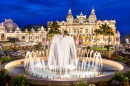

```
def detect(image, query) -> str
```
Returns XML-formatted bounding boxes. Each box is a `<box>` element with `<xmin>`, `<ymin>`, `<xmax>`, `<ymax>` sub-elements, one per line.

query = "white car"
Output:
<box><xmin>12</xmin><ymin>52</ymin><xmax>21</xmax><ymax>56</ymax></box>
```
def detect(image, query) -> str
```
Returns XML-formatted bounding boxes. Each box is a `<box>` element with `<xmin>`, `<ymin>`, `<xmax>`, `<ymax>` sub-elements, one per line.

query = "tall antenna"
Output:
<box><xmin>92</xmin><ymin>6</ymin><xmax>94</xmax><ymax>9</ymax></box>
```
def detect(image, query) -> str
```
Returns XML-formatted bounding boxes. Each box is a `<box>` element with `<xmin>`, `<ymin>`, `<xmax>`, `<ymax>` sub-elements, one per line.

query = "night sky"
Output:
<box><xmin>0</xmin><ymin>0</ymin><xmax>130</xmax><ymax>38</ymax></box>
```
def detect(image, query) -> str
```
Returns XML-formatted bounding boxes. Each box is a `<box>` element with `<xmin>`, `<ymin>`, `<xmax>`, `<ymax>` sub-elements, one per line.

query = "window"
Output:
<box><xmin>69</xmin><ymin>21</ymin><xmax>71</xmax><ymax>24</ymax></box>
<box><xmin>91</xmin><ymin>29</ymin><xmax>93</xmax><ymax>34</ymax></box>
<box><xmin>80</xmin><ymin>30</ymin><xmax>82</xmax><ymax>34</ymax></box>
<box><xmin>22</xmin><ymin>36</ymin><xmax>25</xmax><ymax>39</ymax></box>
<box><xmin>91</xmin><ymin>21</ymin><xmax>94</xmax><ymax>23</ymax></box>
<box><xmin>85</xmin><ymin>29</ymin><xmax>88</xmax><ymax>33</ymax></box>
<box><xmin>59</xmin><ymin>30</ymin><xmax>61</xmax><ymax>33</ymax></box>
<box><xmin>69</xmin><ymin>28</ymin><xmax>71</xmax><ymax>33</ymax></box>
<box><xmin>80</xmin><ymin>21</ymin><xmax>82</xmax><ymax>23</ymax></box>
<box><xmin>74</xmin><ymin>29</ymin><xmax>76</xmax><ymax>33</ymax></box>
<box><xmin>62</xmin><ymin>29</ymin><xmax>64</xmax><ymax>33</ymax></box>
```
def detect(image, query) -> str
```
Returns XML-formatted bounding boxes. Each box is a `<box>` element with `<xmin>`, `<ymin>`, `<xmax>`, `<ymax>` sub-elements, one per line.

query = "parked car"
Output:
<box><xmin>0</xmin><ymin>51</ymin><xmax>11</xmax><ymax>57</ymax></box>
<box><xmin>11</xmin><ymin>52</ymin><xmax>21</xmax><ymax>57</ymax></box>
<box><xmin>125</xmin><ymin>48</ymin><xmax>130</xmax><ymax>53</ymax></box>
<box><xmin>114</xmin><ymin>50</ymin><xmax>124</xmax><ymax>55</ymax></box>
<box><xmin>114</xmin><ymin>50</ymin><xmax>130</xmax><ymax>57</ymax></box>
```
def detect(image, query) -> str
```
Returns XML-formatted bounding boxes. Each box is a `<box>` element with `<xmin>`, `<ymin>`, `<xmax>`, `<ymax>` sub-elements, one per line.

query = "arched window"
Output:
<box><xmin>69</xmin><ymin>28</ymin><xmax>71</xmax><ymax>33</ymax></box>
<box><xmin>80</xmin><ymin>30</ymin><xmax>82</xmax><ymax>34</ymax></box>
<box><xmin>85</xmin><ymin>29</ymin><xmax>88</xmax><ymax>33</ymax></box>
<box><xmin>69</xmin><ymin>21</ymin><xmax>71</xmax><ymax>24</ymax></box>
<box><xmin>22</xmin><ymin>36</ymin><xmax>25</xmax><ymax>39</ymax></box>
<box><xmin>74</xmin><ymin>29</ymin><xmax>76</xmax><ymax>33</ymax></box>
<box><xmin>1</xmin><ymin>33</ymin><xmax>4</xmax><ymax>40</ymax></box>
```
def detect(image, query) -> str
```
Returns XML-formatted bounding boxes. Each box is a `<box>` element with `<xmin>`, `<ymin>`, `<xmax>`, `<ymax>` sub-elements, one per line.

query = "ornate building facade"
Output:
<box><xmin>48</xmin><ymin>9</ymin><xmax>120</xmax><ymax>46</ymax></box>
<box><xmin>0</xmin><ymin>19</ymin><xmax>47</xmax><ymax>43</ymax></box>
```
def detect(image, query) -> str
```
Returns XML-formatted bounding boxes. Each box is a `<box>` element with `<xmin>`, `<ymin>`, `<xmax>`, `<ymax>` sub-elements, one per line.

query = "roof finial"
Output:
<box><xmin>79</xmin><ymin>8</ymin><xmax>83</xmax><ymax>16</ymax></box>
<box><xmin>91</xmin><ymin>6</ymin><xmax>95</xmax><ymax>14</ymax></box>
<box><xmin>68</xmin><ymin>7</ymin><xmax>72</xmax><ymax>14</ymax></box>
<box><xmin>92</xmin><ymin>6</ymin><xmax>94</xmax><ymax>10</ymax></box>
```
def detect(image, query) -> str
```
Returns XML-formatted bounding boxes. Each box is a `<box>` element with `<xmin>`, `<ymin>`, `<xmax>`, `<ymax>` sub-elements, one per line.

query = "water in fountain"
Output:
<box><xmin>48</xmin><ymin>35</ymin><xmax>77</xmax><ymax>75</ymax></box>
<box><xmin>24</xmin><ymin>35</ymin><xmax>103</xmax><ymax>79</ymax></box>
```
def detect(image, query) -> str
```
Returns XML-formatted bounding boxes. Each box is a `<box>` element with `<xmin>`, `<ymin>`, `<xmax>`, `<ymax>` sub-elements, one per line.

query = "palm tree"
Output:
<box><xmin>28</xmin><ymin>31</ymin><xmax>31</xmax><ymax>42</ymax></box>
<box><xmin>7</xmin><ymin>37</ymin><xmax>19</xmax><ymax>46</ymax></box>
<box><xmin>107</xmin><ymin>26</ymin><xmax>114</xmax><ymax>45</ymax></box>
<box><xmin>95</xmin><ymin>23</ymin><xmax>114</xmax><ymax>50</ymax></box>
<box><xmin>49</xmin><ymin>22</ymin><xmax>61</xmax><ymax>40</ymax></box>
<box><xmin>94</xmin><ymin>29</ymin><xmax>101</xmax><ymax>46</ymax></box>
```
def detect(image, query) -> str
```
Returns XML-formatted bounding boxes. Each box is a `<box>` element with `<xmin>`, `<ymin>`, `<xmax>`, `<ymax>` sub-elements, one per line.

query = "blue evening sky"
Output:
<box><xmin>0</xmin><ymin>0</ymin><xmax>130</xmax><ymax>38</ymax></box>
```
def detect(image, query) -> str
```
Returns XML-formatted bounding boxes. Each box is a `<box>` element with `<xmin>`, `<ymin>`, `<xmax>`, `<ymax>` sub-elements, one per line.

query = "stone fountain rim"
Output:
<box><xmin>1</xmin><ymin>58</ymin><xmax>129</xmax><ymax>85</ymax></box>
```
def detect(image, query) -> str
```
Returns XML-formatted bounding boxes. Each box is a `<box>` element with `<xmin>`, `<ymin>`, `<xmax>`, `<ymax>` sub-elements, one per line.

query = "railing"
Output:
<box><xmin>24</xmin><ymin>69</ymin><xmax>103</xmax><ymax>79</ymax></box>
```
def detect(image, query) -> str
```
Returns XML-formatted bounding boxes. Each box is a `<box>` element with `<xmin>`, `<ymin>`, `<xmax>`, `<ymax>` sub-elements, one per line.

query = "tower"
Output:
<box><xmin>66</xmin><ymin>8</ymin><xmax>74</xmax><ymax>24</ymax></box>
<box><xmin>88</xmin><ymin>8</ymin><xmax>97</xmax><ymax>23</ymax></box>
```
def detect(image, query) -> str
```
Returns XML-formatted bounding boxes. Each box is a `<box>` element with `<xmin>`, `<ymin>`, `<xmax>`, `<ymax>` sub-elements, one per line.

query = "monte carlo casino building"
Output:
<box><xmin>48</xmin><ymin>9</ymin><xmax>120</xmax><ymax>46</ymax></box>
<box><xmin>0</xmin><ymin>19</ymin><xmax>47</xmax><ymax>43</ymax></box>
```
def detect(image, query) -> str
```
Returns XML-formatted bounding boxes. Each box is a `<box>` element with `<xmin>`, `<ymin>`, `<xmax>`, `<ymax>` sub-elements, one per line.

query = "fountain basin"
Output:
<box><xmin>1</xmin><ymin>58</ymin><xmax>129</xmax><ymax>86</ymax></box>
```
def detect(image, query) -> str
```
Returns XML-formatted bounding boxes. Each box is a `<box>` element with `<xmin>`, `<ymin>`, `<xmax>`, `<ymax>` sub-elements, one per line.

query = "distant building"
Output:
<box><xmin>48</xmin><ymin>9</ymin><xmax>120</xmax><ymax>46</ymax></box>
<box><xmin>0</xmin><ymin>19</ymin><xmax>47</xmax><ymax>43</ymax></box>
<box><xmin>23</xmin><ymin>24</ymin><xmax>47</xmax><ymax>31</ymax></box>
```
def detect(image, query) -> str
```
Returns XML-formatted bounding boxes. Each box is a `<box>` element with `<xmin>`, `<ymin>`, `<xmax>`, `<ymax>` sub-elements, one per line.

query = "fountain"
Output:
<box><xmin>2</xmin><ymin>34</ymin><xmax>129</xmax><ymax>85</ymax></box>
<box><xmin>24</xmin><ymin>35</ymin><xmax>103</xmax><ymax>79</ymax></box>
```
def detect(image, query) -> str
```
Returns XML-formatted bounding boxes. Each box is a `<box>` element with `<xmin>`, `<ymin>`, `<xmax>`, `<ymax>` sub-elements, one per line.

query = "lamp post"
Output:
<box><xmin>126</xmin><ymin>38</ymin><xmax>129</xmax><ymax>44</ymax></box>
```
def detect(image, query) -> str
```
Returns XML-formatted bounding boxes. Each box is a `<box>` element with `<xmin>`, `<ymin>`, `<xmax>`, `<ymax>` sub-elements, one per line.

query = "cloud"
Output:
<box><xmin>0</xmin><ymin>0</ymin><xmax>130</xmax><ymax>37</ymax></box>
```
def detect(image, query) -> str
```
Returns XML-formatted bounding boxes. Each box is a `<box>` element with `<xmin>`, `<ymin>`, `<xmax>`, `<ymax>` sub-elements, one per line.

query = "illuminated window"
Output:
<box><xmin>69</xmin><ymin>28</ymin><xmax>71</xmax><ymax>33</ymax></box>
<box><xmin>85</xmin><ymin>29</ymin><xmax>88</xmax><ymax>33</ymax></box>
<box><xmin>80</xmin><ymin>30</ymin><xmax>82</xmax><ymax>33</ymax></box>
<box><xmin>74</xmin><ymin>29</ymin><xmax>76</xmax><ymax>33</ymax></box>
<box><xmin>80</xmin><ymin>21</ymin><xmax>82</xmax><ymax>23</ymax></box>
<box><xmin>91</xmin><ymin>29</ymin><xmax>93</xmax><ymax>34</ymax></box>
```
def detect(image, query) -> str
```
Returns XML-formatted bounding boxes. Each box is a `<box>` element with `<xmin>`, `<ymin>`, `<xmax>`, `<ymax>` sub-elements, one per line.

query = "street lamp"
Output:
<box><xmin>126</xmin><ymin>38</ymin><xmax>129</xmax><ymax>44</ymax></box>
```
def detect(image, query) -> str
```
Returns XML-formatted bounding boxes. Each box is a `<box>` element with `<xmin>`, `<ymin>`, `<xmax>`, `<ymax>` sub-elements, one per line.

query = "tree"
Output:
<box><xmin>35</xmin><ymin>42</ymin><xmax>42</xmax><ymax>50</ymax></box>
<box><xmin>106</xmin><ymin>26</ymin><xmax>114</xmax><ymax>50</ymax></box>
<box><xmin>94</xmin><ymin>23</ymin><xmax>114</xmax><ymax>50</ymax></box>
<box><xmin>28</xmin><ymin>31</ymin><xmax>31</xmax><ymax>42</ymax></box>
<box><xmin>7</xmin><ymin>37</ymin><xmax>19</xmax><ymax>45</ymax></box>
<box><xmin>94</xmin><ymin>29</ymin><xmax>101</xmax><ymax>46</ymax></box>
<box><xmin>11</xmin><ymin>74</ymin><xmax>28</xmax><ymax>86</ymax></box>
<box><xmin>49</xmin><ymin>22</ymin><xmax>61</xmax><ymax>40</ymax></box>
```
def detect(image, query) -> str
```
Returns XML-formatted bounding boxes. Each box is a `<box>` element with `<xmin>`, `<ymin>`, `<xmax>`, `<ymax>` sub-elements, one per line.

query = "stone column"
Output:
<box><xmin>0</xmin><ymin>34</ymin><xmax>1</xmax><ymax>40</ymax></box>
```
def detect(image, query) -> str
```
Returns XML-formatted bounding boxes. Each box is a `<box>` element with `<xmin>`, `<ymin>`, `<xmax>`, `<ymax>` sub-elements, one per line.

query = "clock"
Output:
<box><xmin>69</xmin><ymin>21</ymin><xmax>71</xmax><ymax>24</ymax></box>
<box><xmin>80</xmin><ymin>21</ymin><xmax>82</xmax><ymax>23</ymax></box>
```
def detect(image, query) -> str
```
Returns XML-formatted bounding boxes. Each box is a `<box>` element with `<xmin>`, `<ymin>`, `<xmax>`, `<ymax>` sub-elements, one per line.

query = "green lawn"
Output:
<box><xmin>90</xmin><ymin>47</ymin><xmax>114</xmax><ymax>51</ymax></box>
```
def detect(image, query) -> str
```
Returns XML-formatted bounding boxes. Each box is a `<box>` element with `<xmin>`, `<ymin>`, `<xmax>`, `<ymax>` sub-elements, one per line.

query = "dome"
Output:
<box><xmin>0</xmin><ymin>19</ymin><xmax>18</xmax><ymax>31</ymax></box>
<box><xmin>67</xmin><ymin>14</ymin><xmax>73</xmax><ymax>19</ymax></box>
<box><xmin>66</xmin><ymin>9</ymin><xmax>74</xmax><ymax>20</ymax></box>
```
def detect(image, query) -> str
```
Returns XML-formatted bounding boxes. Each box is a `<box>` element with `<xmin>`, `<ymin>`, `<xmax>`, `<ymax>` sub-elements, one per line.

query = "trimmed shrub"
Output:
<box><xmin>113</xmin><ymin>56</ymin><xmax>123</xmax><ymax>62</ymax></box>
<box><xmin>11</xmin><ymin>74</ymin><xmax>28</xmax><ymax>86</ymax></box>
<box><xmin>124</xmin><ymin>71</ymin><xmax>130</xmax><ymax>84</ymax></box>
<box><xmin>74</xmin><ymin>81</ymin><xmax>87</xmax><ymax>86</ymax></box>
<box><xmin>113</xmin><ymin>72</ymin><xmax>128</xmax><ymax>83</ymax></box>
<box><xmin>2</xmin><ymin>56</ymin><xmax>12</xmax><ymax>63</ymax></box>
<box><xmin>0</xmin><ymin>69</ymin><xmax>11</xmax><ymax>86</ymax></box>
